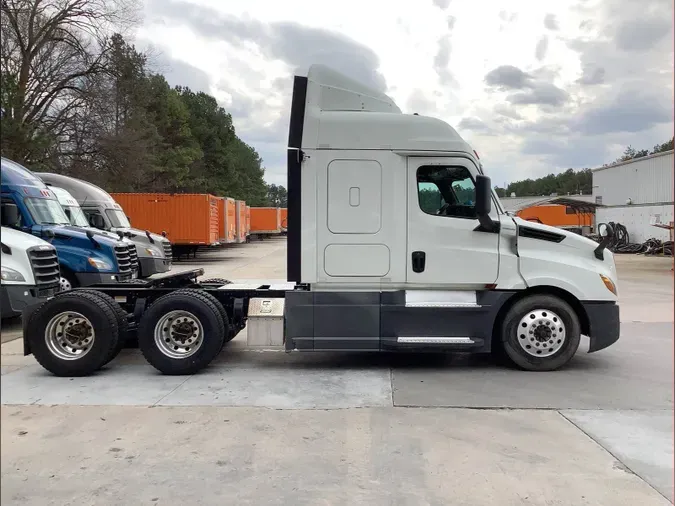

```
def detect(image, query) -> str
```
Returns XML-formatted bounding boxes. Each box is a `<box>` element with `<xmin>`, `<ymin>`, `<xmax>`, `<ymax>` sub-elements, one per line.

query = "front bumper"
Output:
<box><xmin>583</xmin><ymin>301</ymin><xmax>620</xmax><ymax>352</ymax></box>
<box><xmin>139</xmin><ymin>257</ymin><xmax>171</xmax><ymax>278</ymax></box>
<box><xmin>75</xmin><ymin>272</ymin><xmax>132</xmax><ymax>286</ymax></box>
<box><xmin>0</xmin><ymin>284</ymin><xmax>57</xmax><ymax>319</ymax></box>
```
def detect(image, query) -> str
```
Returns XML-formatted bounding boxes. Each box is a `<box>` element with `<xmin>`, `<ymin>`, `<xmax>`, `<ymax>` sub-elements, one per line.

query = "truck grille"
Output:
<box><xmin>27</xmin><ymin>246</ymin><xmax>60</xmax><ymax>293</ymax></box>
<box><xmin>128</xmin><ymin>244</ymin><xmax>139</xmax><ymax>275</ymax></box>
<box><xmin>114</xmin><ymin>244</ymin><xmax>133</xmax><ymax>280</ymax></box>
<box><xmin>162</xmin><ymin>241</ymin><xmax>173</xmax><ymax>259</ymax></box>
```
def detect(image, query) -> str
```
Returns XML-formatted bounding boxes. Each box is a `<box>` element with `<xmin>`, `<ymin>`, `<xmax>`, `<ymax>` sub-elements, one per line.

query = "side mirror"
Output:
<box><xmin>126</xmin><ymin>216</ymin><xmax>131</xmax><ymax>225</ymax></box>
<box><xmin>598</xmin><ymin>222</ymin><xmax>614</xmax><ymax>238</ymax></box>
<box><xmin>1</xmin><ymin>203</ymin><xmax>20</xmax><ymax>227</ymax></box>
<box><xmin>594</xmin><ymin>222</ymin><xmax>615</xmax><ymax>260</ymax></box>
<box><xmin>474</xmin><ymin>175</ymin><xmax>494</xmax><ymax>232</ymax></box>
<box><xmin>90</xmin><ymin>214</ymin><xmax>105</xmax><ymax>229</ymax></box>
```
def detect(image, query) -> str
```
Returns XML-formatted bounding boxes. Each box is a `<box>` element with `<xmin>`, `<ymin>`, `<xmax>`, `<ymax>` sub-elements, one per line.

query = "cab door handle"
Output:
<box><xmin>412</xmin><ymin>251</ymin><xmax>426</xmax><ymax>273</ymax></box>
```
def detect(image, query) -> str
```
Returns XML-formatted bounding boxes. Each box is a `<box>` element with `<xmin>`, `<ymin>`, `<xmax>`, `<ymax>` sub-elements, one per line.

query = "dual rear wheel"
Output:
<box><xmin>26</xmin><ymin>291</ymin><xmax>125</xmax><ymax>377</ymax></box>
<box><xmin>26</xmin><ymin>289</ymin><xmax>230</xmax><ymax>376</ymax></box>
<box><xmin>137</xmin><ymin>290</ymin><xmax>228</xmax><ymax>375</ymax></box>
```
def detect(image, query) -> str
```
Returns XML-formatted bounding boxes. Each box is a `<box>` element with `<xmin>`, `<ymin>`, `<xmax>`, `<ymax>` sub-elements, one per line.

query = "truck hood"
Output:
<box><xmin>111</xmin><ymin>227</ymin><xmax>169</xmax><ymax>245</ymax></box>
<box><xmin>511</xmin><ymin>216</ymin><xmax>617</xmax><ymax>301</ymax></box>
<box><xmin>47</xmin><ymin>225</ymin><xmax>123</xmax><ymax>247</ymax></box>
<box><xmin>513</xmin><ymin>217</ymin><xmax>600</xmax><ymax>252</ymax></box>
<box><xmin>1</xmin><ymin>226</ymin><xmax>53</xmax><ymax>249</ymax></box>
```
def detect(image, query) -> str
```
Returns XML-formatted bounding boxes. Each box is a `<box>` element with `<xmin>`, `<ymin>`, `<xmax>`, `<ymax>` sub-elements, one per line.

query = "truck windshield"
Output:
<box><xmin>106</xmin><ymin>209</ymin><xmax>131</xmax><ymax>228</ymax></box>
<box><xmin>24</xmin><ymin>198</ymin><xmax>70</xmax><ymax>225</ymax></box>
<box><xmin>62</xmin><ymin>205</ymin><xmax>90</xmax><ymax>227</ymax></box>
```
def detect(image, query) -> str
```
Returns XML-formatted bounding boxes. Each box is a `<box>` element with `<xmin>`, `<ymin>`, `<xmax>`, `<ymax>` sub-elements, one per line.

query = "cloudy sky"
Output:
<box><xmin>136</xmin><ymin>0</ymin><xmax>674</xmax><ymax>187</ymax></box>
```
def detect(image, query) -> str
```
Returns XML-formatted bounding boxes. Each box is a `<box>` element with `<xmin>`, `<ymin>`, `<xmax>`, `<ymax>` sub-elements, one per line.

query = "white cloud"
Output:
<box><xmin>136</xmin><ymin>0</ymin><xmax>674</xmax><ymax>187</ymax></box>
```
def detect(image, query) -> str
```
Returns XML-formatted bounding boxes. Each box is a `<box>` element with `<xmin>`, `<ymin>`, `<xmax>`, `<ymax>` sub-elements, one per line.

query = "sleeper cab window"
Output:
<box><xmin>417</xmin><ymin>165</ymin><xmax>477</xmax><ymax>219</ymax></box>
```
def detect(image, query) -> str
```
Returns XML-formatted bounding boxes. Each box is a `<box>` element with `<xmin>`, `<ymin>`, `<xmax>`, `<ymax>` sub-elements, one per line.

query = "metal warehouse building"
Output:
<box><xmin>592</xmin><ymin>150</ymin><xmax>674</xmax><ymax>243</ymax></box>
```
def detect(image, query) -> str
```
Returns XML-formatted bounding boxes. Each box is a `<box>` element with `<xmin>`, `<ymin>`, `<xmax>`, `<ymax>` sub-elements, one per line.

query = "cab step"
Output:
<box><xmin>397</xmin><ymin>336</ymin><xmax>476</xmax><ymax>344</ymax></box>
<box><xmin>387</xmin><ymin>336</ymin><xmax>486</xmax><ymax>351</ymax></box>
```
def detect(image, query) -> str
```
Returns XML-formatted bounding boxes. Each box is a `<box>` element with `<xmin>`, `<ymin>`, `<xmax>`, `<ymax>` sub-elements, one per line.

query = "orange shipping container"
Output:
<box><xmin>224</xmin><ymin>198</ymin><xmax>236</xmax><ymax>243</ymax></box>
<box><xmin>516</xmin><ymin>204</ymin><xmax>593</xmax><ymax>228</ymax></box>
<box><xmin>217</xmin><ymin>197</ymin><xmax>226</xmax><ymax>242</ymax></box>
<box><xmin>245</xmin><ymin>206</ymin><xmax>251</xmax><ymax>237</ymax></box>
<box><xmin>235</xmin><ymin>200</ymin><xmax>247</xmax><ymax>243</ymax></box>
<box><xmin>250</xmin><ymin>207</ymin><xmax>281</xmax><ymax>234</ymax></box>
<box><xmin>280</xmin><ymin>208</ymin><xmax>288</xmax><ymax>230</ymax></box>
<box><xmin>110</xmin><ymin>193</ymin><xmax>220</xmax><ymax>246</ymax></box>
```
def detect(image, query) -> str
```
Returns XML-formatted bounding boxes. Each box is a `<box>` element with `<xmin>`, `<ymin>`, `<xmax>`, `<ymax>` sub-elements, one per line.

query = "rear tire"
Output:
<box><xmin>174</xmin><ymin>289</ymin><xmax>231</xmax><ymax>350</ymax></box>
<box><xmin>138</xmin><ymin>289</ymin><xmax>225</xmax><ymax>375</ymax></box>
<box><xmin>26</xmin><ymin>291</ymin><xmax>120</xmax><ymax>377</ymax></box>
<box><xmin>73</xmin><ymin>290</ymin><xmax>129</xmax><ymax>365</ymax></box>
<box><xmin>500</xmin><ymin>294</ymin><xmax>581</xmax><ymax>371</ymax></box>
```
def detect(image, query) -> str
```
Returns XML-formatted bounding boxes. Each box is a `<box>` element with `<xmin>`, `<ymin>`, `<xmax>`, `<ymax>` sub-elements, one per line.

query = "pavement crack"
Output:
<box><xmin>389</xmin><ymin>368</ymin><xmax>394</xmax><ymax>407</ymax></box>
<box><xmin>557</xmin><ymin>410</ymin><xmax>672</xmax><ymax>504</ymax></box>
<box><xmin>151</xmin><ymin>376</ymin><xmax>194</xmax><ymax>407</ymax></box>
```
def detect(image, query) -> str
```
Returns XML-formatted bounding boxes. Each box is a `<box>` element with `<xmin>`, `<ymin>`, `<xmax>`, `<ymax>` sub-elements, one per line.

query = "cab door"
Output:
<box><xmin>406</xmin><ymin>157</ymin><xmax>499</xmax><ymax>287</ymax></box>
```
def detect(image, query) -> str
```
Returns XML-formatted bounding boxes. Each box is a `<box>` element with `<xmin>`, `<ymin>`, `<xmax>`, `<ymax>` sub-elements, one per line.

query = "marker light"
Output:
<box><xmin>600</xmin><ymin>274</ymin><xmax>617</xmax><ymax>295</ymax></box>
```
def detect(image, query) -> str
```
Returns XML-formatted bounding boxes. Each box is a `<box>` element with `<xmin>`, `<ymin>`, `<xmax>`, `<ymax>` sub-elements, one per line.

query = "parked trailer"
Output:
<box><xmin>217</xmin><ymin>198</ymin><xmax>226</xmax><ymax>244</ymax></box>
<box><xmin>245</xmin><ymin>206</ymin><xmax>251</xmax><ymax>241</ymax></box>
<box><xmin>223</xmin><ymin>197</ymin><xmax>236</xmax><ymax>244</ymax></box>
<box><xmin>249</xmin><ymin>207</ymin><xmax>282</xmax><ymax>240</ymax></box>
<box><xmin>22</xmin><ymin>64</ymin><xmax>621</xmax><ymax>378</ymax></box>
<box><xmin>235</xmin><ymin>200</ymin><xmax>247</xmax><ymax>244</ymax></box>
<box><xmin>111</xmin><ymin>193</ymin><xmax>220</xmax><ymax>258</ymax></box>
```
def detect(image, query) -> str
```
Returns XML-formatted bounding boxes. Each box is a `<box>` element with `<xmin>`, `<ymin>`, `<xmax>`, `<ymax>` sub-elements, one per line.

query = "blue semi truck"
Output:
<box><xmin>1</xmin><ymin>157</ymin><xmax>138</xmax><ymax>292</ymax></box>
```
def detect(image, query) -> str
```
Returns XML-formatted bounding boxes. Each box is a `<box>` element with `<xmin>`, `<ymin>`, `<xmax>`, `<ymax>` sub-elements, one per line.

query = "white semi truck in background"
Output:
<box><xmin>21</xmin><ymin>64</ymin><xmax>620</xmax><ymax>377</ymax></box>
<box><xmin>1</xmin><ymin>225</ymin><xmax>60</xmax><ymax>319</ymax></box>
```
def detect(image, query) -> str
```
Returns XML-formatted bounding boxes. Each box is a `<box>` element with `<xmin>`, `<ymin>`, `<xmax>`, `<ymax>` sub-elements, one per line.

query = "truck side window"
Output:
<box><xmin>417</xmin><ymin>166</ymin><xmax>477</xmax><ymax>219</ymax></box>
<box><xmin>84</xmin><ymin>210</ymin><xmax>102</xmax><ymax>227</ymax></box>
<box><xmin>1</xmin><ymin>198</ymin><xmax>23</xmax><ymax>227</ymax></box>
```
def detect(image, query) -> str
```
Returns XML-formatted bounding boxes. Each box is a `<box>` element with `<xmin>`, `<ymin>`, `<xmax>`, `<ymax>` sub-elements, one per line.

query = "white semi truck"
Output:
<box><xmin>21</xmin><ymin>64</ymin><xmax>620</xmax><ymax>377</ymax></box>
<box><xmin>1</xmin><ymin>226</ymin><xmax>60</xmax><ymax>319</ymax></box>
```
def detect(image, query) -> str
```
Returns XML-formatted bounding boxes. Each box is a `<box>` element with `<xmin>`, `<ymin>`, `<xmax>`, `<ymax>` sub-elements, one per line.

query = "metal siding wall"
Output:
<box><xmin>597</xmin><ymin>205</ymin><xmax>674</xmax><ymax>243</ymax></box>
<box><xmin>593</xmin><ymin>152</ymin><xmax>674</xmax><ymax>206</ymax></box>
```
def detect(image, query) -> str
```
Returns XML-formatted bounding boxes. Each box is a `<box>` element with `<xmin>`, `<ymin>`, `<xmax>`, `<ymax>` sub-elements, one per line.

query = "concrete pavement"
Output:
<box><xmin>2</xmin><ymin>405</ymin><xmax>670</xmax><ymax>506</ymax></box>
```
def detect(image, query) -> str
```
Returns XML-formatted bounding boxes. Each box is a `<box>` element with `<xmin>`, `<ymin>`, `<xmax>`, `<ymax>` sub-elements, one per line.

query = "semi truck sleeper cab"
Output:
<box><xmin>21</xmin><ymin>64</ymin><xmax>620</xmax><ymax>377</ymax></box>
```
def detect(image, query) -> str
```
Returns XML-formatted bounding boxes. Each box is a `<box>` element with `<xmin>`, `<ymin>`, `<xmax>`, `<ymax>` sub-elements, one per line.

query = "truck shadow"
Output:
<box><xmin>208</xmin><ymin>348</ymin><xmax>613</xmax><ymax>373</ymax></box>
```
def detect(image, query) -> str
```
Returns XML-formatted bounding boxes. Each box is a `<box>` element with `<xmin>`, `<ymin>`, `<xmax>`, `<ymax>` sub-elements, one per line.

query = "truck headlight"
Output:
<box><xmin>1</xmin><ymin>266</ymin><xmax>25</xmax><ymax>282</ymax></box>
<box><xmin>144</xmin><ymin>247</ymin><xmax>161</xmax><ymax>257</ymax></box>
<box><xmin>88</xmin><ymin>257</ymin><xmax>113</xmax><ymax>270</ymax></box>
<box><xmin>600</xmin><ymin>274</ymin><xmax>617</xmax><ymax>295</ymax></box>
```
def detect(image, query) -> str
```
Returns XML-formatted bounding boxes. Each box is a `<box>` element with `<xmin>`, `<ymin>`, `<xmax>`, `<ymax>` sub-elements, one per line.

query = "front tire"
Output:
<box><xmin>25</xmin><ymin>291</ymin><xmax>120</xmax><ymax>376</ymax></box>
<box><xmin>59</xmin><ymin>271</ymin><xmax>77</xmax><ymax>292</ymax></box>
<box><xmin>500</xmin><ymin>295</ymin><xmax>581</xmax><ymax>371</ymax></box>
<box><xmin>138</xmin><ymin>289</ymin><xmax>226</xmax><ymax>375</ymax></box>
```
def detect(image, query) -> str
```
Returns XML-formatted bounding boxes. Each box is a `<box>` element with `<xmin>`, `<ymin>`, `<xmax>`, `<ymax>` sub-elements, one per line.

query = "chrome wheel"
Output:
<box><xmin>154</xmin><ymin>310</ymin><xmax>204</xmax><ymax>359</ymax></box>
<box><xmin>59</xmin><ymin>276</ymin><xmax>72</xmax><ymax>292</ymax></box>
<box><xmin>516</xmin><ymin>309</ymin><xmax>566</xmax><ymax>357</ymax></box>
<box><xmin>44</xmin><ymin>312</ymin><xmax>95</xmax><ymax>360</ymax></box>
